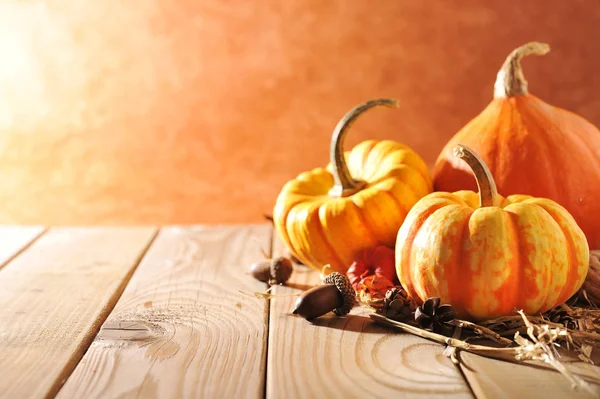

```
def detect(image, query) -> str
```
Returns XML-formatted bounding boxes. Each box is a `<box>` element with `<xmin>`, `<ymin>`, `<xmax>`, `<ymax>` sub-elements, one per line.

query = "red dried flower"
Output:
<box><xmin>347</xmin><ymin>245</ymin><xmax>398</xmax><ymax>291</ymax></box>
<box><xmin>357</xmin><ymin>274</ymin><xmax>396</xmax><ymax>303</ymax></box>
<box><xmin>346</xmin><ymin>246</ymin><xmax>399</xmax><ymax>306</ymax></box>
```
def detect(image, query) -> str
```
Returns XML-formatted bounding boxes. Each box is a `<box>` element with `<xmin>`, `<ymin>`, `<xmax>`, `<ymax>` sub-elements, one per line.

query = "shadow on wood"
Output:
<box><xmin>308</xmin><ymin>314</ymin><xmax>393</xmax><ymax>335</ymax></box>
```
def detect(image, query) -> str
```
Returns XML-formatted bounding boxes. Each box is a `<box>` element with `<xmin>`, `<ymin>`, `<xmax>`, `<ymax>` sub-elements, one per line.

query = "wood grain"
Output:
<box><xmin>0</xmin><ymin>226</ymin><xmax>45</xmax><ymax>271</ymax></box>
<box><xmin>58</xmin><ymin>225</ymin><xmax>272</xmax><ymax>399</ymax></box>
<box><xmin>460</xmin><ymin>352</ymin><xmax>600</xmax><ymax>398</ymax></box>
<box><xmin>266</xmin><ymin>237</ymin><xmax>473</xmax><ymax>398</ymax></box>
<box><xmin>0</xmin><ymin>227</ymin><xmax>157</xmax><ymax>399</ymax></box>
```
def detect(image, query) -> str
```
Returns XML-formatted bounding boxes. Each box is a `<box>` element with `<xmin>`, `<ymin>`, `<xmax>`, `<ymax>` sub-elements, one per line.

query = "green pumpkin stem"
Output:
<box><xmin>453</xmin><ymin>145</ymin><xmax>499</xmax><ymax>207</ymax></box>
<box><xmin>494</xmin><ymin>41</ymin><xmax>550</xmax><ymax>98</ymax></box>
<box><xmin>328</xmin><ymin>98</ymin><xmax>399</xmax><ymax>198</ymax></box>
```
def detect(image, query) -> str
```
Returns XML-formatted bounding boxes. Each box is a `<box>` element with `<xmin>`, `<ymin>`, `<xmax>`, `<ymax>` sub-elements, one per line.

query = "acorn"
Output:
<box><xmin>250</xmin><ymin>256</ymin><xmax>294</xmax><ymax>285</ymax></box>
<box><xmin>293</xmin><ymin>272</ymin><xmax>355</xmax><ymax>320</ymax></box>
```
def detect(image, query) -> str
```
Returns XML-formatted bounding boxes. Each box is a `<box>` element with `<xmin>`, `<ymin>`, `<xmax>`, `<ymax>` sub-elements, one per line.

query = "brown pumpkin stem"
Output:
<box><xmin>328</xmin><ymin>98</ymin><xmax>399</xmax><ymax>198</ymax></box>
<box><xmin>453</xmin><ymin>145</ymin><xmax>498</xmax><ymax>207</ymax></box>
<box><xmin>494</xmin><ymin>42</ymin><xmax>550</xmax><ymax>98</ymax></box>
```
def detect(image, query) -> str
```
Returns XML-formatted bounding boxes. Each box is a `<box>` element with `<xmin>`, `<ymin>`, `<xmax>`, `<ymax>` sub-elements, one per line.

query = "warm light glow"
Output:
<box><xmin>0</xmin><ymin>3</ymin><xmax>66</xmax><ymax>131</ymax></box>
<box><xmin>0</xmin><ymin>2</ymin><xmax>596</xmax><ymax>225</ymax></box>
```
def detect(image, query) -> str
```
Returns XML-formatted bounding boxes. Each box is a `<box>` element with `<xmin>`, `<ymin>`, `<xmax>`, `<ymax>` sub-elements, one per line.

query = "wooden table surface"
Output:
<box><xmin>0</xmin><ymin>225</ymin><xmax>599</xmax><ymax>398</ymax></box>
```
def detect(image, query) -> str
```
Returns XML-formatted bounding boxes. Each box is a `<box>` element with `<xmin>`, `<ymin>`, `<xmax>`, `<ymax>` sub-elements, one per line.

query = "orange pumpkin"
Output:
<box><xmin>432</xmin><ymin>42</ymin><xmax>600</xmax><ymax>249</ymax></box>
<box><xmin>397</xmin><ymin>145</ymin><xmax>589</xmax><ymax>320</ymax></box>
<box><xmin>274</xmin><ymin>99</ymin><xmax>432</xmax><ymax>273</ymax></box>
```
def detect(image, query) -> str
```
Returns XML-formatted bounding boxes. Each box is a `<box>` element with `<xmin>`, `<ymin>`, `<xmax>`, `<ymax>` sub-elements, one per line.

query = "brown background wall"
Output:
<box><xmin>1</xmin><ymin>1</ymin><xmax>599</xmax><ymax>224</ymax></box>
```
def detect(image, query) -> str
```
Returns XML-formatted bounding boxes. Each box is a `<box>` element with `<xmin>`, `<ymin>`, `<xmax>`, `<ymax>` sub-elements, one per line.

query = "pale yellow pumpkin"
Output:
<box><xmin>397</xmin><ymin>145</ymin><xmax>589</xmax><ymax>320</ymax></box>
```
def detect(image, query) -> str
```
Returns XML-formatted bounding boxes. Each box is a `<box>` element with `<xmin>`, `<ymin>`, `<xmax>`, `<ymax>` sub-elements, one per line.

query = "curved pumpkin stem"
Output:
<box><xmin>494</xmin><ymin>41</ymin><xmax>550</xmax><ymax>98</ymax></box>
<box><xmin>328</xmin><ymin>98</ymin><xmax>399</xmax><ymax>198</ymax></box>
<box><xmin>453</xmin><ymin>145</ymin><xmax>498</xmax><ymax>207</ymax></box>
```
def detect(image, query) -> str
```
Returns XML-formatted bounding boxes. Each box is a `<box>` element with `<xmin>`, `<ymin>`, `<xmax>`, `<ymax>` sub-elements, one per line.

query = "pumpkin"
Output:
<box><xmin>397</xmin><ymin>144</ymin><xmax>589</xmax><ymax>320</ymax></box>
<box><xmin>274</xmin><ymin>99</ymin><xmax>433</xmax><ymax>273</ymax></box>
<box><xmin>432</xmin><ymin>42</ymin><xmax>600</xmax><ymax>249</ymax></box>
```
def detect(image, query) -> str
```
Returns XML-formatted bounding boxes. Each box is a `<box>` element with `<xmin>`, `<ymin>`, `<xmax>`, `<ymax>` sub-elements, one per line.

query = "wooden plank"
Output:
<box><xmin>58</xmin><ymin>225</ymin><xmax>272</xmax><ymax>399</ymax></box>
<box><xmin>0</xmin><ymin>226</ymin><xmax>45</xmax><ymax>271</ymax></box>
<box><xmin>0</xmin><ymin>227</ymin><xmax>157</xmax><ymax>399</ymax></box>
<box><xmin>460</xmin><ymin>351</ymin><xmax>600</xmax><ymax>398</ymax></box>
<box><xmin>266</xmin><ymin>237</ymin><xmax>473</xmax><ymax>398</ymax></box>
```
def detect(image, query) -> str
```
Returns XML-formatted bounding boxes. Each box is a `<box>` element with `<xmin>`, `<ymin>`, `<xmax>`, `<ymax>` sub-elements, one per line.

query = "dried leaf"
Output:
<box><xmin>357</xmin><ymin>274</ymin><xmax>396</xmax><ymax>304</ymax></box>
<box><xmin>578</xmin><ymin>344</ymin><xmax>594</xmax><ymax>364</ymax></box>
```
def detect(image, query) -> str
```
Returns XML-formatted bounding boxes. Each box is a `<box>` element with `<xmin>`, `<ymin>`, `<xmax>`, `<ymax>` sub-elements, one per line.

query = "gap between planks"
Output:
<box><xmin>49</xmin><ymin>228</ymin><xmax>160</xmax><ymax>397</ymax></box>
<box><xmin>58</xmin><ymin>225</ymin><xmax>273</xmax><ymax>399</ymax></box>
<box><xmin>0</xmin><ymin>227</ymin><xmax>159</xmax><ymax>399</ymax></box>
<box><xmin>7</xmin><ymin>224</ymin><xmax>593</xmax><ymax>398</ymax></box>
<box><xmin>459</xmin><ymin>350</ymin><xmax>600</xmax><ymax>398</ymax></box>
<box><xmin>266</xmin><ymin>234</ymin><xmax>600</xmax><ymax>398</ymax></box>
<box><xmin>0</xmin><ymin>226</ymin><xmax>46</xmax><ymax>273</ymax></box>
<box><xmin>261</xmin><ymin>222</ymin><xmax>274</xmax><ymax>399</ymax></box>
<box><xmin>265</xmin><ymin>234</ymin><xmax>473</xmax><ymax>399</ymax></box>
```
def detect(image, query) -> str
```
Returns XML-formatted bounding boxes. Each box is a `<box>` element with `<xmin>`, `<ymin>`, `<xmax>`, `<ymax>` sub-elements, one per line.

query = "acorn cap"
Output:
<box><xmin>323</xmin><ymin>272</ymin><xmax>355</xmax><ymax>316</ymax></box>
<box><xmin>270</xmin><ymin>256</ymin><xmax>293</xmax><ymax>284</ymax></box>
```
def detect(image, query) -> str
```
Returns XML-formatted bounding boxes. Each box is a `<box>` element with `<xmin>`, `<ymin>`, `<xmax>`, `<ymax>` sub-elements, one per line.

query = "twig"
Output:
<box><xmin>478</xmin><ymin>315</ymin><xmax>525</xmax><ymax>327</ymax></box>
<box><xmin>370</xmin><ymin>313</ymin><xmax>519</xmax><ymax>361</ymax></box>
<box><xmin>371</xmin><ymin>312</ymin><xmax>600</xmax><ymax>391</ymax></box>
<box><xmin>450</xmin><ymin>319</ymin><xmax>513</xmax><ymax>346</ymax></box>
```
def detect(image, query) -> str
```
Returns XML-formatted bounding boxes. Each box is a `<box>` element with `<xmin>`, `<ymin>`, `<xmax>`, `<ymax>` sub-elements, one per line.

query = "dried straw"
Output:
<box><xmin>370</xmin><ymin>302</ymin><xmax>600</xmax><ymax>394</ymax></box>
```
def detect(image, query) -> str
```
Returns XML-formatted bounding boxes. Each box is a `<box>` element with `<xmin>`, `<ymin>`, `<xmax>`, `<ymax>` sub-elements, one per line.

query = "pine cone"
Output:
<box><xmin>381</xmin><ymin>287</ymin><xmax>416</xmax><ymax>322</ymax></box>
<box><xmin>415</xmin><ymin>297</ymin><xmax>456</xmax><ymax>336</ymax></box>
<box><xmin>582</xmin><ymin>250</ymin><xmax>600</xmax><ymax>305</ymax></box>
<box><xmin>546</xmin><ymin>307</ymin><xmax>578</xmax><ymax>330</ymax></box>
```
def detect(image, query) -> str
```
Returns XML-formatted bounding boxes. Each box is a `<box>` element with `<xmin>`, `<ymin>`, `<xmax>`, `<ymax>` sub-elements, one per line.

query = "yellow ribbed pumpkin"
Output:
<box><xmin>397</xmin><ymin>145</ymin><xmax>589</xmax><ymax>320</ymax></box>
<box><xmin>274</xmin><ymin>99</ymin><xmax>432</xmax><ymax>272</ymax></box>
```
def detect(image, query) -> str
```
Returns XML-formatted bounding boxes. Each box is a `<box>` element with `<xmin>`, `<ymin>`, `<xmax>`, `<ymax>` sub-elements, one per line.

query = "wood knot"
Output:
<box><xmin>97</xmin><ymin>319</ymin><xmax>180</xmax><ymax>360</ymax></box>
<box><xmin>98</xmin><ymin>320</ymin><xmax>164</xmax><ymax>342</ymax></box>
